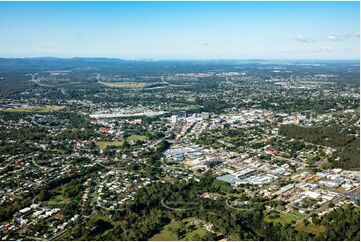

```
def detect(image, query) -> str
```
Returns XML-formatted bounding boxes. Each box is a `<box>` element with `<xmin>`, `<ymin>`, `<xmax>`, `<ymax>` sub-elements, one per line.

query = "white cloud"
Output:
<box><xmin>327</xmin><ymin>35</ymin><xmax>341</xmax><ymax>41</ymax></box>
<box><xmin>344</xmin><ymin>32</ymin><xmax>360</xmax><ymax>38</ymax></box>
<box><xmin>197</xmin><ymin>41</ymin><xmax>208</xmax><ymax>46</ymax></box>
<box><xmin>326</xmin><ymin>32</ymin><xmax>360</xmax><ymax>41</ymax></box>
<box><xmin>293</xmin><ymin>35</ymin><xmax>316</xmax><ymax>43</ymax></box>
<box><xmin>312</xmin><ymin>46</ymin><xmax>333</xmax><ymax>52</ymax></box>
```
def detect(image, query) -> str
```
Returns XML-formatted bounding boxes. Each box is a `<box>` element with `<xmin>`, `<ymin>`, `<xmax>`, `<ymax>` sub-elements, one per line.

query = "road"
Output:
<box><xmin>30</xmin><ymin>73</ymin><xmax>59</xmax><ymax>87</ymax></box>
<box><xmin>225</xmin><ymin>199</ymin><xmax>253</xmax><ymax>211</ymax></box>
<box><xmin>160</xmin><ymin>198</ymin><xmax>197</xmax><ymax>211</ymax></box>
<box><xmin>160</xmin><ymin>74</ymin><xmax>188</xmax><ymax>88</ymax></box>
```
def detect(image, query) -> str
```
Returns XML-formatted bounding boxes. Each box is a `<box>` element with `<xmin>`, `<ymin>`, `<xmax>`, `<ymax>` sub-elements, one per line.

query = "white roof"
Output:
<box><xmin>305</xmin><ymin>191</ymin><xmax>321</xmax><ymax>199</ymax></box>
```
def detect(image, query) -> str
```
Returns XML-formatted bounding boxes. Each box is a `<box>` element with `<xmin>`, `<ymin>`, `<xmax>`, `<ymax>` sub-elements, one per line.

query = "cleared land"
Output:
<box><xmin>149</xmin><ymin>217</ymin><xmax>211</xmax><ymax>241</ymax></box>
<box><xmin>48</xmin><ymin>187</ymin><xmax>70</xmax><ymax>205</ymax></box>
<box><xmin>264</xmin><ymin>210</ymin><xmax>325</xmax><ymax>236</ymax></box>
<box><xmin>127</xmin><ymin>135</ymin><xmax>148</xmax><ymax>141</ymax></box>
<box><xmin>96</xmin><ymin>141</ymin><xmax>123</xmax><ymax>150</ymax></box>
<box><xmin>96</xmin><ymin>136</ymin><xmax>146</xmax><ymax>150</ymax></box>
<box><xmin>264</xmin><ymin>210</ymin><xmax>299</xmax><ymax>225</ymax></box>
<box><xmin>0</xmin><ymin>105</ymin><xmax>64</xmax><ymax>113</ymax></box>
<box><xmin>295</xmin><ymin>223</ymin><xmax>326</xmax><ymax>236</ymax></box>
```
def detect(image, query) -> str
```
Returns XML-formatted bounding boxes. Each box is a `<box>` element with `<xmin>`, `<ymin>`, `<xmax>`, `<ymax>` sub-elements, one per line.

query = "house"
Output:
<box><xmin>265</xmin><ymin>146</ymin><xmax>279</xmax><ymax>155</ymax></box>
<box><xmin>19</xmin><ymin>207</ymin><xmax>32</xmax><ymax>214</ymax></box>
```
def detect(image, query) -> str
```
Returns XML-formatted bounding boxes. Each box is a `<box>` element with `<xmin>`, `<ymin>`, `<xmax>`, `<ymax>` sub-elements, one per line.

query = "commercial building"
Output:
<box><xmin>201</xmin><ymin>112</ymin><xmax>211</xmax><ymax>120</ymax></box>
<box><xmin>171</xmin><ymin>115</ymin><xmax>178</xmax><ymax>124</ymax></box>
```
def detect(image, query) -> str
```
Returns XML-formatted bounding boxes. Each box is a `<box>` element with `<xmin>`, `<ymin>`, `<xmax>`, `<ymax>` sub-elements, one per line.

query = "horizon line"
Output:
<box><xmin>0</xmin><ymin>56</ymin><xmax>359</xmax><ymax>62</ymax></box>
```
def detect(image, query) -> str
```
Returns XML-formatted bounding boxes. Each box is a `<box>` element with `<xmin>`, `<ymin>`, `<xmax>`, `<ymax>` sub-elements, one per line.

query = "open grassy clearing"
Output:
<box><xmin>91</xmin><ymin>214</ymin><xmax>122</xmax><ymax>226</ymax></box>
<box><xmin>0</xmin><ymin>105</ymin><xmax>64</xmax><ymax>113</ymax></box>
<box><xmin>48</xmin><ymin>193</ymin><xmax>69</xmax><ymax>205</ymax></box>
<box><xmin>149</xmin><ymin>220</ymin><xmax>179</xmax><ymax>241</ymax></box>
<box><xmin>295</xmin><ymin>223</ymin><xmax>326</xmax><ymax>236</ymax></box>
<box><xmin>96</xmin><ymin>136</ymin><xmax>146</xmax><ymax>150</ymax></box>
<box><xmin>48</xmin><ymin>187</ymin><xmax>70</xmax><ymax>205</ymax></box>
<box><xmin>127</xmin><ymin>135</ymin><xmax>148</xmax><ymax>141</ymax></box>
<box><xmin>149</xmin><ymin>217</ymin><xmax>211</xmax><ymax>241</ymax></box>
<box><xmin>264</xmin><ymin>210</ymin><xmax>299</xmax><ymax>225</ymax></box>
<box><xmin>182</xmin><ymin>217</ymin><xmax>210</xmax><ymax>240</ymax></box>
<box><xmin>264</xmin><ymin>210</ymin><xmax>325</xmax><ymax>236</ymax></box>
<box><xmin>96</xmin><ymin>141</ymin><xmax>123</xmax><ymax>150</ymax></box>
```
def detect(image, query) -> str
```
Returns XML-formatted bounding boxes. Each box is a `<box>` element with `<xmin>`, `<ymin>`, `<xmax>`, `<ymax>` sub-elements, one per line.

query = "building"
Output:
<box><xmin>201</xmin><ymin>112</ymin><xmax>211</xmax><ymax>120</ymax></box>
<box><xmin>234</xmin><ymin>168</ymin><xmax>256</xmax><ymax>178</ymax></box>
<box><xmin>178</xmin><ymin>111</ymin><xmax>187</xmax><ymax>118</ymax></box>
<box><xmin>216</xmin><ymin>174</ymin><xmax>241</xmax><ymax>185</ymax></box>
<box><xmin>132</xmin><ymin>119</ymin><xmax>142</xmax><ymax>124</ymax></box>
<box><xmin>171</xmin><ymin>115</ymin><xmax>178</xmax><ymax>124</ymax></box>
<box><xmin>305</xmin><ymin>191</ymin><xmax>321</xmax><ymax>199</ymax></box>
<box><xmin>265</xmin><ymin>146</ymin><xmax>279</xmax><ymax>155</ymax></box>
<box><xmin>205</xmin><ymin>159</ymin><xmax>223</xmax><ymax>168</ymax></box>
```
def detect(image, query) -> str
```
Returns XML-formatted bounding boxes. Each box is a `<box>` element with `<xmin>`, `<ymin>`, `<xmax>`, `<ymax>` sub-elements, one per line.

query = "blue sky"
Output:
<box><xmin>0</xmin><ymin>1</ymin><xmax>359</xmax><ymax>59</ymax></box>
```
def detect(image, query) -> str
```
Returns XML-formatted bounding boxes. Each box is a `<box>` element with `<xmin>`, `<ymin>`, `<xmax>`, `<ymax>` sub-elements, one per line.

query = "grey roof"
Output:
<box><xmin>216</xmin><ymin>174</ymin><xmax>241</xmax><ymax>184</ymax></box>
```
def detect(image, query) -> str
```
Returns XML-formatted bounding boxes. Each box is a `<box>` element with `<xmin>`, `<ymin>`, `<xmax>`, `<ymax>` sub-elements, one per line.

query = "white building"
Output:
<box><xmin>171</xmin><ymin>115</ymin><xmax>178</xmax><ymax>124</ymax></box>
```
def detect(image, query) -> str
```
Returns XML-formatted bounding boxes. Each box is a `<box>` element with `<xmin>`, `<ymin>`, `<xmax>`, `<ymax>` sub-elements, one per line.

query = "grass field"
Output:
<box><xmin>96</xmin><ymin>137</ymin><xmax>146</xmax><ymax>150</ymax></box>
<box><xmin>264</xmin><ymin>210</ymin><xmax>300</xmax><ymax>225</ymax></box>
<box><xmin>149</xmin><ymin>217</ymin><xmax>210</xmax><ymax>241</ymax></box>
<box><xmin>48</xmin><ymin>193</ymin><xmax>70</xmax><ymax>205</ymax></box>
<box><xmin>101</xmin><ymin>82</ymin><xmax>148</xmax><ymax>88</ymax></box>
<box><xmin>182</xmin><ymin>217</ymin><xmax>210</xmax><ymax>240</ymax></box>
<box><xmin>0</xmin><ymin>105</ymin><xmax>64</xmax><ymax>113</ymax></box>
<box><xmin>295</xmin><ymin>223</ymin><xmax>326</xmax><ymax>236</ymax></box>
<box><xmin>48</xmin><ymin>187</ymin><xmax>70</xmax><ymax>205</ymax></box>
<box><xmin>264</xmin><ymin>210</ymin><xmax>325</xmax><ymax>236</ymax></box>
<box><xmin>127</xmin><ymin>135</ymin><xmax>148</xmax><ymax>141</ymax></box>
<box><xmin>96</xmin><ymin>141</ymin><xmax>123</xmax><ymax>150</ymax></box>
<box><xmin>149</xmin><ymin>220</ymin><xmax>179</xmax><ymax>241</ymax></box>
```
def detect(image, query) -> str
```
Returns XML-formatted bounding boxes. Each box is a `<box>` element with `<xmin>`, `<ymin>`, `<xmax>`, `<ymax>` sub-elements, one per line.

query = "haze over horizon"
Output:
<box><xmin>0</xmin><ymin>1</ymin><xmax>359</xmax><ymax>59</ymax></box>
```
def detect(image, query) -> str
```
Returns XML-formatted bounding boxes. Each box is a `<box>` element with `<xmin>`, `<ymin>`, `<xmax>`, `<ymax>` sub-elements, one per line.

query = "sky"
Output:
<box><xmin>0</xmin><ymin>1</ymin><xmax>359</xmax><ymax>60</ymax></box>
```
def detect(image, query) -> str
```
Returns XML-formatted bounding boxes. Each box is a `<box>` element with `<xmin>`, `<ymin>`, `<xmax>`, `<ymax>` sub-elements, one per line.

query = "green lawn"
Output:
<box><xmin>295</xmin><ymin>223</ymin><xmax>326</xmax><ymax>236</ymax></box>
<box><xmin>101</xmin><ymin>82</ymin><xmax>148</xmax><ymax>88</ymax></box>
<box><xmin>127</xmin><ymin>135</ymin><xmax>148</xmax><ymax>141</ymax></box>
<box><xmin>149</xmin><ymin>220</ymin><xmax>179</xmax><ymax>241</ymax></box>
<box><xmin>264</xmin><ymin>210</ymin><xmax>299</xmax><ymax>225</ymax></box>
<box><xmin>0</xmin><ymin>107</ymin><xmax>63</xmax><ymax>113</ymax></box>
<box><xmin>264</xmin><ymin>210</ymin><xmax>325</xmax><ymax>236</ymax></box>
<box><xmin>48</xmin><ymin>194</ymin><xmax>67</xmax><ymax>205</ymax></box>
<box><xmin>182</xmin><ymin>217</ymin><xmax>210</xmax><ymax>240</ymax></box>
<box><xmin>96</xmin><ymin>141</ymin><xmax>123</xmax><ymax>150</ymax></box>
<box><xmin>149</xmin><ymin>217</ymin><xmax>211</xmax><ymax>241</ymax></box>
<box><xmin>48</xmin><ymin>187</ymin><xmax>70</xmax><ymax>205</ymax></box>
<box><xmin>287</xmin><ymin>210</ymin><xmax>304</xmax><ymax>218</ymax></box>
